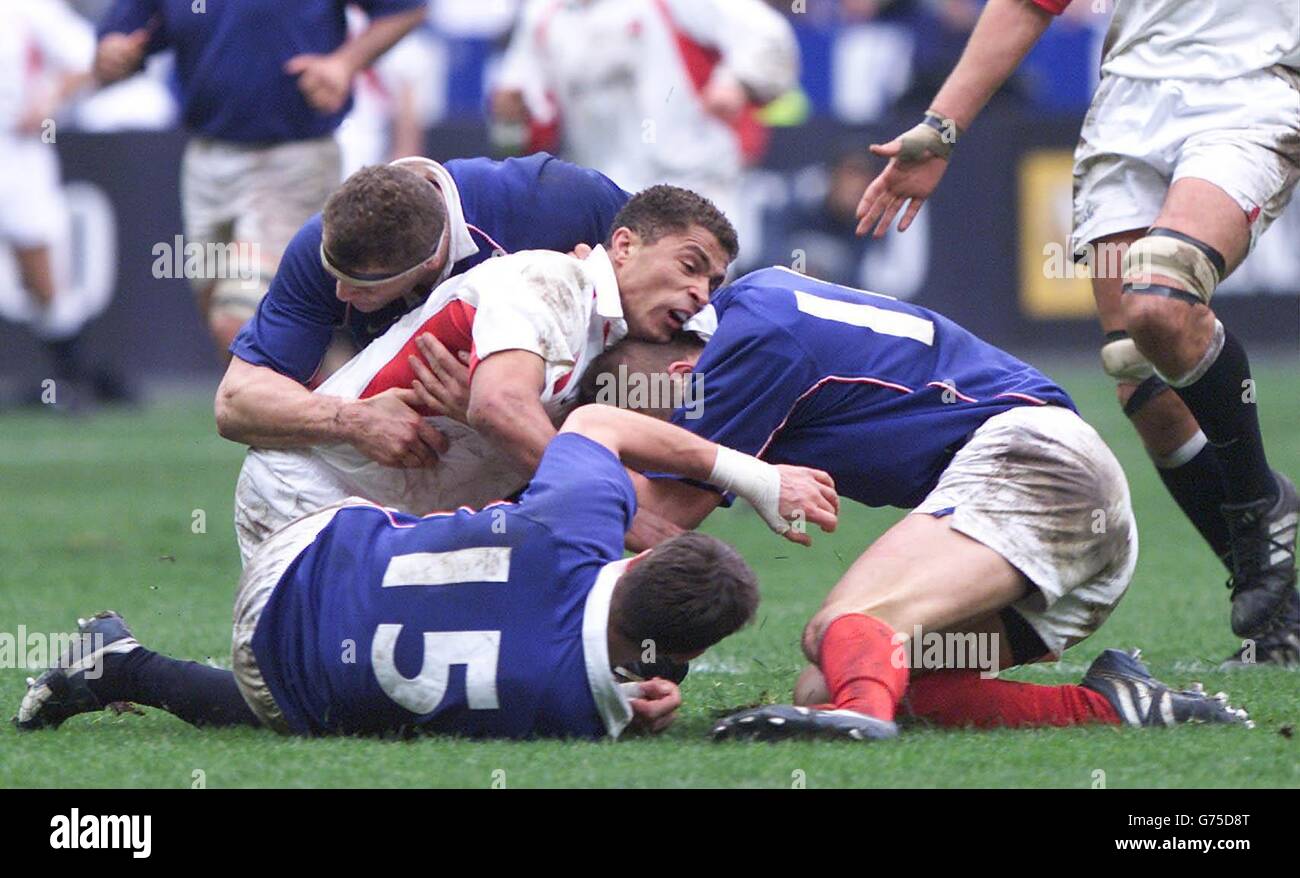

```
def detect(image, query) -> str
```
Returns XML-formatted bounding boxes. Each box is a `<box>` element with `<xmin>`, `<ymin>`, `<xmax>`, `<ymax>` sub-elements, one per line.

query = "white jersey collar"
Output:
<box><xmin>584</xmin><ymin>245</ymin><xmax>624</xmax><ymax>321</ymax></box>
<box><xmin>582</xmin><ymin>557</ymin><xmax>636</xmax><ymax>739</ymax></box>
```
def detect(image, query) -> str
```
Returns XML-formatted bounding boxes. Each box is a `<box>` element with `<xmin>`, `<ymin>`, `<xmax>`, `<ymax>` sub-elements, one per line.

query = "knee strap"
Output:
<box><xmin>1123</xmin><ymin>375</ymin><xmax>1171</xmax><ymax>417</ymax></box>
<box><xmin>1121</xmin><ymin>227</ymin><xmax>1225</xmax><ymax>305</ymax></box>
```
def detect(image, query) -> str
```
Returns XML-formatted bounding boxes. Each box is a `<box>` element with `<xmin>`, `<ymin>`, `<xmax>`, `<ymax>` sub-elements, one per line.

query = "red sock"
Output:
<box><xmin>904</xmin><ymin>670</ymin><xmax>1120</xmax><ymax>729</ymax></box>
<box><xmin>818</xmin><ymin>614</ymin><xmax>909</xmax><ymax>721</ymax></box>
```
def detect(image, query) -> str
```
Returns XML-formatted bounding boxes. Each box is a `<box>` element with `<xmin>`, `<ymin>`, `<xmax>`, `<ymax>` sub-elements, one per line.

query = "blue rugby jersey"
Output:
<box><xmin>250</xmin><ymin>433</ymin><xmax>637</xmax><ymax>739</ymax></box>
<box><xmin>670</xmin><ymin>267</ymin><xmax>1076</xmax><ymax>509</ymax></box>
<box><xmin>97</xmin><ymin>0</ymin><xmax>425</xmax><ymax>143</ymax></box>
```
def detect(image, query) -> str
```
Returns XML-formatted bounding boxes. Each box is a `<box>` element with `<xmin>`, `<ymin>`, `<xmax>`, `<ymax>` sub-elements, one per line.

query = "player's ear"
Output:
<box><xmin>667</xmin><ymin>359</ymin><xmax>696</xmax><ymax>376</ymax></box>
<box><xmin>608</xmin><ymin>227</ymin><xmax>639</xmax><ymax>263</ymax></box>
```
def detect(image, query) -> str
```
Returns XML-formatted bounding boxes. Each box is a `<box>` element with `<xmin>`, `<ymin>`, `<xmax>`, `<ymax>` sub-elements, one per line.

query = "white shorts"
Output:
<box><xmin>0</xmin><ymin>135</ymin><xmax>65</xmax><ymax>248</ymax></box>
<box><xmin>181</xmin><ymin>135</ymin><xmax>341</xmax><ymax>321</ymax></box>
<box><xmin>231</xmin><ymin>498</ymin><xmax>371</xmax><ymax>733</ymax></box>
<box><xmin>913</xmin><ymin>405</ymin><xmax>1138</xmax><ymax>658</ymax></box>
<box><xmin>1072</xmin><ymin>66</ymin><xmax>1300</xmax><ymax>254</ymax></box>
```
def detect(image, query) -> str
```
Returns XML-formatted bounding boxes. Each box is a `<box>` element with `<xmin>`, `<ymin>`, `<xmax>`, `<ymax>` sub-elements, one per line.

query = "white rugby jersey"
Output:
<box><xmin>239</xmin><ymin>246</ymin><xmax>628</xmax><ymax>522</ymax></box>
<box><xmin>0</xmin><ymin>0</ymin><xmax>94</xmax><ymax>135</ymax></box>
<box><xmin>1036</xmin><ymin>0</ymin><xmax>1300</xmax><ymax>80</ymax></box>
<box><xmin>495</xmin><ymin>0</ymin><xmax>799</xmax><ymax>193</ymax></box>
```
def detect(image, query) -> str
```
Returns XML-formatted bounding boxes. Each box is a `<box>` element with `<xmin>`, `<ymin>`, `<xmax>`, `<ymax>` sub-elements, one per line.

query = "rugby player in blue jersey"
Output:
<box><xmin>581</xmin><ymin>267</ymin><xmax>1251</xmax><ymax>739</ymax></box>
<box><xmin>15</xmin><ymin>406</ymin><xmax>838</xmax><ymax>740</ymax></box>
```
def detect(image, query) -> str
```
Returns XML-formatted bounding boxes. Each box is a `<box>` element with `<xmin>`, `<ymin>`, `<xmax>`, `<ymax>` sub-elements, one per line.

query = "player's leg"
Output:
<box><xmin>1092</xmin><ymin>230</ymin><xmax>1232</xmax><ymax>562</ymax></box>
<box><xmin>211</xmin><ymin>136</ymin><xmax>344</xmax><ymax>355</ymax></box>
<box><xmin>14</xmin><ymin>611</ymin><xmax>260</xmax><ymax>731</ymax></box>
<box><xmin>1121</xmin><ymin>176</ymin><xmax>1297</xmax><ymax>637</ymax></box>
<box><xmin>714</xmin><ymin>406</ymin><xmax>1138</xmax><ymax>741</ymax></box>
<box><xmin>13</xmin><ymin>245</ymin><xmax>56</xmax><ymax>309</ymax></box>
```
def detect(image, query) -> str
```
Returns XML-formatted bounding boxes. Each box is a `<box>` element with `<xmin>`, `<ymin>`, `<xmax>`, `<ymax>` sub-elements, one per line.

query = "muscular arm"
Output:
<box><xmin>338</xmin><ymin>6</ymin><xmax>428</xmax><ymax>74</ymax></box>
<box><xmin>216</xmin><ymin>357</ymin><xmax>349</xmax><ymax>447</ymax></box>
<box><xmin>465</xmin><ymin>350</ymin><xmax>558</xmax><ymax>477</ymax></box>
<box><xmin>928</xmin><ymin>0</ymin><xmax>1056</xmax><ymax>130</ymax></box>
<box><xmin>562</xmin><ymin>404</ymin><xmax>837</xmax><ymax>546</ymax></box>
<box><xmin>215</xmin><ymin>356</ymin><xmax>448</xmax><ymax>467</ymax></box>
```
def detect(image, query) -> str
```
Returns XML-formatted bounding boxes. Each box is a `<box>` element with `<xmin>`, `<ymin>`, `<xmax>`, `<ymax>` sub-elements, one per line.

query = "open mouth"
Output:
<box><xmin>669</xmin><ymin>309</ymin><xmax>692</xmax><ymax>328</ymax></box>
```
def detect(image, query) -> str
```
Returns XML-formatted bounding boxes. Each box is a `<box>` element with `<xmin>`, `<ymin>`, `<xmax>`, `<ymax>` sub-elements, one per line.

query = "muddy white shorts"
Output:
<box><xmin>231</xmin><ymin>498</ymin><xmax>372</xmax><ymax>733</ymax></box>
<box><xmin>913</xmin><ymin>405</ymin><xmax>1138</xmax><ymax>658</ymax></box>
<box><xmin>1072</xmin><ymin>66</ymin><xmax>1300</xmax><ymax>254</ymax></box>
<box><xmin>181</xmin><ymin>135</ymin><xmax>341</xmax><ymax>322</ymax></box>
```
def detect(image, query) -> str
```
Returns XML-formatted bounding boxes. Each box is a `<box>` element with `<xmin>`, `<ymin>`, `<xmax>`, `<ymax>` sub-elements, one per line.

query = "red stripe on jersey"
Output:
<box><xmin>360</xmin><ymin>299</ymin><xmax>477</xmax><ymax>401</ymax></box>
<box><xmin>1029</xmin><ymin>0</ymin><xmax>1072</xmax><ymax>14</ymax></box>
<box><xmin>650</xmin><ymin>0</ymin><xmax>769</xmax><ymax>165</ymax></box>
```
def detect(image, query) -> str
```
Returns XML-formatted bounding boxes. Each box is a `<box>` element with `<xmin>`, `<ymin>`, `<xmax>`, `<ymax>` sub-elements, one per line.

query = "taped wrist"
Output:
<box><xmin>708</xmin><ymin>446</ymin><xmax>788</xmax><ymax>534</ymax></box>
<box><xmin>897</xmin><ymin>113</ymin><xmax>959</xmax><ymax>162</ymax></box>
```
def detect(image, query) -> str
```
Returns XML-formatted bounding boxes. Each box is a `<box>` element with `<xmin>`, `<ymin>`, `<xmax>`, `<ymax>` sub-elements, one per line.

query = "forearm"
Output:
<box><xmin>928</xmin><ymin>0</ymin><xmax>1054</xmax><ymax>130</ymax></box>
<box><xmin>468</xmin><ymin>393</ymin><xmax>556</xmax><ymax>476</ymax></box>
<box><xmin>337</xmin><ymin>7</ymin><xmax>427</xmax><ymax>74</ymax></box>
<box><xmin>563</xmin><ymin>405</ymin><xmax>721</xmax><ymax>483</ymax></box>
<box><xmin>215</xmin><ymin>359</ymin><xmax>350</xmax><ymax>448</ymax></box>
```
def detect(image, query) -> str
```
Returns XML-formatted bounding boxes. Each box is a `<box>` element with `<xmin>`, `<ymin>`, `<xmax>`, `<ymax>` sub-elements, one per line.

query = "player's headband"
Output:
<box><xmin>319</xmin><ymin>156</ymin><xmax>450</xmax><ymax>288</ymax></box>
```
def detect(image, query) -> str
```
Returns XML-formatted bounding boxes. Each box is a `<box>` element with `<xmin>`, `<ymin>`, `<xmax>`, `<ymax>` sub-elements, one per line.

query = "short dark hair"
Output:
<box><xmin>577</xmin><ymin>332</ymin><xmax>706</xmax><ymax>412</ymax></box>
<box><xmin>322</xmin><ymin>165</ymin><xmax>447</xmax><ymax>275</ymax></box>
<box><xmin>606</xmin><ymin>185</ymin><xmax>739</xmax><ymax>262</ymax></box>
<box><xmin>610</xmin><ymin>532</ymin><xmax>759</xmax><ymax>655</ymax></box>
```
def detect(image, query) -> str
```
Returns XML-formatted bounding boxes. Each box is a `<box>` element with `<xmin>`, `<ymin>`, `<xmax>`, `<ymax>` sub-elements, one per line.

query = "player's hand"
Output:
<box><xmin>408</xmin><ymin>333</ymin><xmax>472</xmax><ymax>424</ymax></box>
<box><xmin>340</xmin><ymin>387</ymin><xmax>450</xmax><ymax>469</ymax></box>
<box><xmin>568</xmin><ymin>243</ymin><xmax>593</xmax><ymax>260</ymax></box>
<box><xmin>775</xmin><ymin>464</ymin><xmax>838</xmax><ymax>547</ymax></box>
<box><xmin>703</xmin><ymin>72</ymin><xmax>749</xmax><ymax>121</ymax></box>
<box><xmin>94</xmin><ymin>28</ymin><xmax>151</xmax><ymax>84</ymax></box>
<box><xmin>854</xmin><ymin>138</ymin><xmax>950</xmax><ymax>238</ymax></box>
<box><xmin>285</xmin><ymin>53</ymin><xmax>355</xmax><ymax>115</ymax></box>
<box><xmin>628</xmin><ymin>678</ymin><xmax>682</xmax><ymax>735</ymax></box>
<box><xmin>625</xmin><ymin>507</ymin><xmax>686</xmax><ymax>552</ymax></box>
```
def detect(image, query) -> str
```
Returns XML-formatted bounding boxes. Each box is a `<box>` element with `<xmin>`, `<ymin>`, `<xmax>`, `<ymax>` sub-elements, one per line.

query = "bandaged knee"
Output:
<box><xmin>1121</xmin><ymin>227</ymin><xmax>1225</xmax><ymax>306</ymax></box>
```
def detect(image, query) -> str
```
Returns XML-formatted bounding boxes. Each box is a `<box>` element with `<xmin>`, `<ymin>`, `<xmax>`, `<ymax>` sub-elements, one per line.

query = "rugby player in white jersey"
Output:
<box><xmin>233</xmin><ymin>184</ymin><xmax>738</xmax><ymax>564</ymax></box>
<box><xmin>853</xmin><ymin>0</ymin><xmax>1300</xmax><ymax>664</ymax></box>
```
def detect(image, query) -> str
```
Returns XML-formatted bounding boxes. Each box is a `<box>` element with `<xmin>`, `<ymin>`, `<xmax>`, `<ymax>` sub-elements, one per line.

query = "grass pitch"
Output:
<box><xmin>1</xmin><ymin>361</ymin><xmax>1297</xmax><ymax>789</ymax></box>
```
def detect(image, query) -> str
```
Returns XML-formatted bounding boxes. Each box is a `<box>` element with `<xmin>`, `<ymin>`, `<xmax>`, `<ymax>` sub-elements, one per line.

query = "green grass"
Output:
<box><xmin>2</xmin><ymin>361</ymin><xmax>1298</xmax><ymax>788</ymax></box>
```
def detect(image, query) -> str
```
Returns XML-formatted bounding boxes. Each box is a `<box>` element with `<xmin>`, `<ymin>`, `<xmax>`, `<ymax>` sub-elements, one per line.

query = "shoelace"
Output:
<box><xmin>1224</xmin><ymin>510</ymin><xmax>1293</xmax><ymax>596</ymax></box>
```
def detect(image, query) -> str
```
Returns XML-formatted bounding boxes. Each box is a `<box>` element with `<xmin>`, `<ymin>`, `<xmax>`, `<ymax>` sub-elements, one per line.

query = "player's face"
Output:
<box><xmin>612</xmin><ymin>225</ymin><xmax>730</xmax><ymax>342</ymax></box>
<box><xmin>334</xmin><ymin>261</ymin><xmax>444</xmax><ymax>312</ymax></box>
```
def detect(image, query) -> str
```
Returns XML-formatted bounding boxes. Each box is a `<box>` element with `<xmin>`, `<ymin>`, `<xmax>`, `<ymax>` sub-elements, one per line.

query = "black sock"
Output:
<box><xmin>88</xmin><ymin>648</ymin><xmax>261</xmax><ymax>729</ymax></box>
<box><xmin>1170</xmin><ymin>329</ymin><xmax>1275</xmax><ymax>504</ymax></box>
<box><xmin>43</xmin><ymin>336</ymin><xmax>87</xmax><ymax>382</ymax></box>
<box><xmin>1154</xmin><ymin>437</ymin><xmax>1232</xmax><ymax>564</ymax></box>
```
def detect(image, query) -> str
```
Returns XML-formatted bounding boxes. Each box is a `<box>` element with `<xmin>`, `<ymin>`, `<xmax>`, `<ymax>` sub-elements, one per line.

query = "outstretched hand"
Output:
<box><xmin>855</xmin><ymin>137</ymin><xmax>950</xmax><ymax>238</ymax></box>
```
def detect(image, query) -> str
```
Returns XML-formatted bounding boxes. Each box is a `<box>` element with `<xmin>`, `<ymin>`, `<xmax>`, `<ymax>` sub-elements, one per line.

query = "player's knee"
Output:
<box><xmin>801</xmin><ymin>613</ymin><xmax>830</xmax><ymax>665</ymax></box>
<box><xmin>1120</xmin><ymin>227</ymin><xmax>1224</xmax><ymax>313</ymax></box>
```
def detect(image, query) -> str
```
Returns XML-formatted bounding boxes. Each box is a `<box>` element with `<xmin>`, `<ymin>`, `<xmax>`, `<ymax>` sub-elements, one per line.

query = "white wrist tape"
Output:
<box><xmin>708</xmin><ymin>446</ymin><xmax>788</xmax><ymax>534</ymax></box>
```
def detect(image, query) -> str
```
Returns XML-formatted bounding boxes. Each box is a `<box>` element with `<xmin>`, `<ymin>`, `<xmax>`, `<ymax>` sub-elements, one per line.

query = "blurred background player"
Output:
<box><xmin>0</xmin><ymin>0</ymin><xmax>131</xmax><ymax>409</ymax></box>
<box><xmin>92</xmin><ymin>0</ymin><xmax>429</xmax><ymax>356</ymax></box>
<box><xmin>853</xmin><ymin>0</ymin><xmax>1300</xmax><ymax>662</ymax></box>
<box><xmin>489</xmin><ymin>0</ymin><xmax>800</xmax><ymax>261</ymax></box>
<box><xmin>336</xmin><ymin>6</ymin><xmax>446</xmax><ymax>175</ymax></box>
